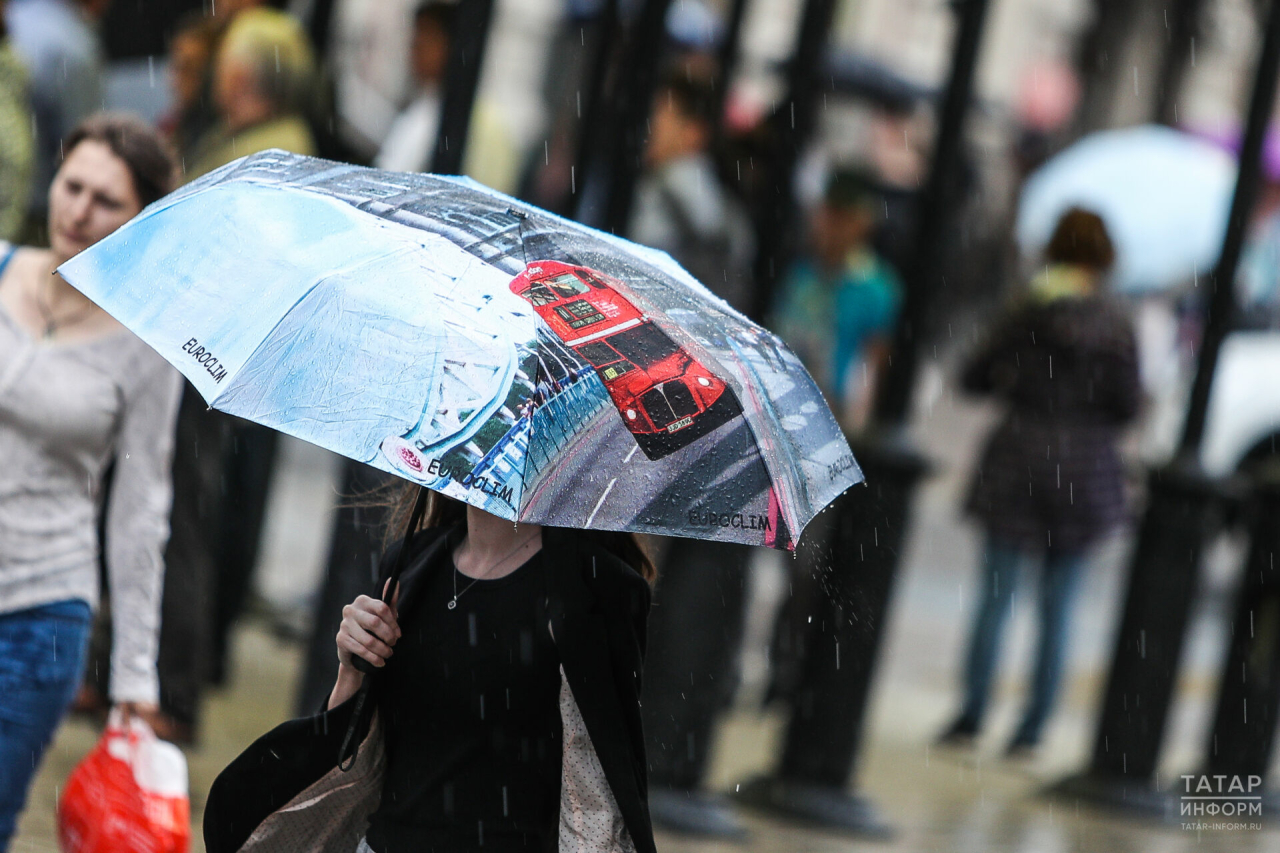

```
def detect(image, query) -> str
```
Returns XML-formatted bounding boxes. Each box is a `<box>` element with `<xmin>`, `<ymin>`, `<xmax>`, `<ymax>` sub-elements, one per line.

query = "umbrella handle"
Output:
<box><xmin>349</xmin><ymin>485</ymin><xmax>431</xmax><ymax>675</ymax></box>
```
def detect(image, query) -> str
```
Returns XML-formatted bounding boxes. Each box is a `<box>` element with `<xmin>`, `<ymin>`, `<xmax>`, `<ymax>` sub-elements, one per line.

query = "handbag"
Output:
<box><xmin>235</xmin><ymin>715</ymin><xmax>385</xmax><ymax>853</ymax></box>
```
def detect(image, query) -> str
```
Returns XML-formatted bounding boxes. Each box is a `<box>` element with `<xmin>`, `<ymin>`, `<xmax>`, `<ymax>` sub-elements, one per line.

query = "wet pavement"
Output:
<box><xmin>14</xmin><ymin>360</ymin><xmax>1280</xmax><ymax>851</ymax></box>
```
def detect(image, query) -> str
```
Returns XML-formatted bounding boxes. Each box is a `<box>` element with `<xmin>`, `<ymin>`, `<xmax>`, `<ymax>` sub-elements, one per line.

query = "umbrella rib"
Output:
<box><xmin>514</xmin><ymin>326</ymin><xmax>543</xmax><ymax>524</ymax></box>
<box><xmin>206</xmin><ymin>279</ymin><xmax>335</xmax><ymax>409</ymax></box>
<box><xmin>504</xmin><ymin>208</ymin><xmax>529</xmax><ymax>269</ymax></box>
<box><xmin>723</xmin><ymin>334</ymin><xmax>810</xmax><ymax>543</ymax></box>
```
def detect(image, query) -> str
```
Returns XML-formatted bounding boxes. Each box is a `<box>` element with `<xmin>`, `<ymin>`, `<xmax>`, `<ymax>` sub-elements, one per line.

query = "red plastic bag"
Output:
<box><xmin>57</xmin><ymin>710</ymin><xmax>190</xmax><ymax>853</ymax></box>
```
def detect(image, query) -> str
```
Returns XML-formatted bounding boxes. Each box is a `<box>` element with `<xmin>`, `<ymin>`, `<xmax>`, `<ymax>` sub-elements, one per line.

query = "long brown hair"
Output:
<box><xmin>63</xmin><ymin>113</ymin><xmax>178</xmax><ymax>208</ymax></box>
<box><xmin>385</xmin><ymin>483</ymin><xmax>656</xmax><ymax>584</ymax></box>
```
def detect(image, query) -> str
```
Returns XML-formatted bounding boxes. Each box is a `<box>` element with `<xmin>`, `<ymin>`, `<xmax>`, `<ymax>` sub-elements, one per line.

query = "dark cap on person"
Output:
<box><xmin>824</xmin><ymin>168</ymin><xmax>877</xmax><ymax>210</ymax></box>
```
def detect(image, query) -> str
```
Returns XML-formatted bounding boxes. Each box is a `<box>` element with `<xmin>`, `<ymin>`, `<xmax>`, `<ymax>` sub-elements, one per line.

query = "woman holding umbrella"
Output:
<box><xmin>0</xmin><ymin>114</ymin><xmax>181</xmax><ymax>847</ymax></box>
<box><xmin>204</xmin><ymin>488</ymin><xmax>657</xmax><ymax>853</ymax></box>
<box><xmin>46</xmin><ymin>143</ymin><xmax>862</xmax><ymax>853</ymax></box>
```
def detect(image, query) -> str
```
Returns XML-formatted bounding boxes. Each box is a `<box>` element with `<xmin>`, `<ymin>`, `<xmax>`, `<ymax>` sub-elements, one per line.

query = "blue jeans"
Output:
<box><xmin>957</xmin><ymin>537</ymin><xmax>1085</xmax><ymax>745</ymax></box>
<box><xmin>0</xmin><ymin>600</ymin><xmax>93</xmax><ymax>851</ymax></box>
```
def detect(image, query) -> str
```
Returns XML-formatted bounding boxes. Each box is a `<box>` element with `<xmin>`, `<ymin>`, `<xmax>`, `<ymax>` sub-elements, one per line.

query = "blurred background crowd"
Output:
<box><xmin>4</xmin><ymin>0</ymin><xmax>1280</xmax><ymax>850</ymax></box>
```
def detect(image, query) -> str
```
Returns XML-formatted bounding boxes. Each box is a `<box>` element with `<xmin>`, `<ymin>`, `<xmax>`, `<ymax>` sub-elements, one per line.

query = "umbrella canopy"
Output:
<box><xmin>60</xmin><ymin>151</ymin><xmax>861</xmax><ymax>550</ymax></box>
<box><xmin>1017</xmin><ymin>124</ymin><xmax>1236</xmax><ymax>294</ymax></box>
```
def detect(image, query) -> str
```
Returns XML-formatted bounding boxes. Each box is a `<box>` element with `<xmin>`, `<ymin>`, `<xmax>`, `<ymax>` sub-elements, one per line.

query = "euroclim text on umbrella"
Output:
<box><xmin>181</xmin><ymin>337</ymin><xmax>229</xmax><ymax>384</ymax></box>
<box><xmin>687</xmin><ymin>509</ymin><xmax>773</xmax><ymax>531</ymax></box>
<box><xmin>422</xmin><ymin>457</ymin><xmax>516</xmax><ymax>506</ymax></box>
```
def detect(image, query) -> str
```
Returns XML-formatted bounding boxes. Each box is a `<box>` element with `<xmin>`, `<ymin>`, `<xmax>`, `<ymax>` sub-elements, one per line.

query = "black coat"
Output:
<box><xmin>963</xmin><ymin>294</ymin><xmax>1140</xmax><ymax>551</ymax></box>
<box><xmin>202</xmin><ymin>525</ymin><xmax>654</xmax><ymax>853</ymax></box>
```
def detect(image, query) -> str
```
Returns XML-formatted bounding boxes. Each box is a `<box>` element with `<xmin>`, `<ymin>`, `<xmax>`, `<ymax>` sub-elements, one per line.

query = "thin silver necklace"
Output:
<box><xmin>35</xmin><ymin>274</ymin><xmax>95</xmax><ymax>340</ymax></box>
<box><xmin>449</xmin><ymin>532</ymin><xmax>538</xmax><ymax>610</ymax></box>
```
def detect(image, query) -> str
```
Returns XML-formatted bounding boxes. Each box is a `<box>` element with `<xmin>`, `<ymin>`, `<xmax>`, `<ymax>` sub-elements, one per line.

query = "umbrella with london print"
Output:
<box><xmin>58</xmin><ymin>150</ymin><xmax>862</xmax><ymax>550</ymax></box>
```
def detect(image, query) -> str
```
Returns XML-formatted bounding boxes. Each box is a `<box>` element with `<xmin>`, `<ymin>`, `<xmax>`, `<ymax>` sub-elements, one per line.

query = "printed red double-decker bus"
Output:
<box><xmin>509</xmin><ymin>260</ymin><xmax>741</xmax><ymax>460</ymax></box>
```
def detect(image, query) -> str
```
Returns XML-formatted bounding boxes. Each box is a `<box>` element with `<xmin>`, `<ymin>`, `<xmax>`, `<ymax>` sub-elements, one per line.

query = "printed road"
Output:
<box><xmin>521</xmin><ymin>405</ymin><xmax>774</xmax><ymax>544</ymax></box>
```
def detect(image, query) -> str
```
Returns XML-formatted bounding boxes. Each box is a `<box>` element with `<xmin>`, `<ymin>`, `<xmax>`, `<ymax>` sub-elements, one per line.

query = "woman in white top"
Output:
<box><xmin>0</xmin><ymin>113</ymin><xmax>181</xmax><ymax>850</ymax></box>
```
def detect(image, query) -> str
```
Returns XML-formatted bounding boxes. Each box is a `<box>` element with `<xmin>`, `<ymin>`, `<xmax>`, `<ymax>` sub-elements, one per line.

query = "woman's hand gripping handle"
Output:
<box><xmin>329</xmin><ymin>580</ymin><xmax>400</xmax><ymax>709</ymax></box>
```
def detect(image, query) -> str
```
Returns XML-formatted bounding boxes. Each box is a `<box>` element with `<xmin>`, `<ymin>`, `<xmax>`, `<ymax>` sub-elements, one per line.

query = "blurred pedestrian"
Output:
<box><xmin>186</xmin><ymin>6</ymin><xmax>317</xmax><ymax>179</ymax></box>
<box><xmin>3</xmin><ymin>0</ymin><xmax>109</xmax><ymax>243</ymax></box>
<box><xmin>939</xmin><ymin>208</ymin><xmax>1140</xmax><ymax>756</ymax></box>
<box><xmin>630</xmin><ymin>68</ymin><xmax>754</xmax><ymax>313</ymax></box>
<box><xmin>372</xmin><ymin>0</ymin><xmax>452</xmax><ymax>173</ymax></box>
<box><xmin>182</xmin><ymin>6</ymin><xmax>318</xmax><ymax>685</ymax></box>
<box><xmin>324</xmin><ymin>0</ymin><xmax>420</xmax><ymax>159</ymax></box>
<box><xmin>0</xmin><ymin>0</ymin><xmax>33</xmax><ymax>242</ymax></box>
<box><xmin>159</xmin><ymin>12</ymin><xmax>221</xmax><ymax>160</ymax></box>
<box><xmin>771</xmin><ymin>169</ymin><xmax>902</xmax><ymax>431</ymax></box>
<box><xmin>626</xmin><ymin>66</ymin><xmax>756</xmax><ymax>838</ymax></box>
<box><xmin>373</xmin><ymin>0</ymin><xmax>518</xmax><ymax>191</ymax></box>
<box><xmin>58</xmin><ymin>13</ymin><xmax>229</xmax><ymax>742</ymax></box>
<box><xmin>158</xmin><ymin>2</ymin><xmax>296</xmax><ymax>165</ymax></box>
<box><xmin>0</xmin><ymin>113</ymin><xmax>181</xmax><ymax>850</ymax></box>
<box><xmin>206</xmin><ymin>492</ymin><xmax>657</xmax><ymax>853</ymax></box>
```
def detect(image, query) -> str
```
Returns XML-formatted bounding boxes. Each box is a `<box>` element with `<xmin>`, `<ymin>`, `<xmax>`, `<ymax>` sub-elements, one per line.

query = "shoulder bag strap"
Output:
<box><xmin>337</xmin><ymin>485</ymin><xmax>432</xmax><ymax>771</ymax></box>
